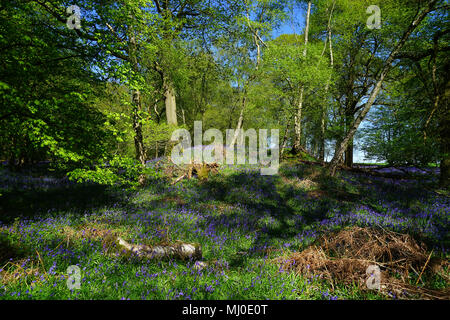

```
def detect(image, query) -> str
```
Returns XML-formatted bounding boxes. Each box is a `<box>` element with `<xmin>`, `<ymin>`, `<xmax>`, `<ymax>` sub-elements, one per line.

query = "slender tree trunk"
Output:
<box><xmin>293</xmin><ymin>89</ymin><xmax>305</xmax><ymax>153</ymax></box>
<box><xmin>254</xmin><ymin>31</ymin><xmax>261</xmax><ymax>67</ymax></box>
<box><xmin>229</xmin><ymin>96</ymin><xmax>246</xmax><ymax>147</ymax></box>
<box><xmin>319</xmin><ymin>112</ymin><xmax>326</xmax><ymax>161</ymax></box>
<box><xmin>132</xmin><ymin>89</ymin><xmax>146</xmax><ymax>165</ymax></box>
<box><xmin>344</xmin><ymin>109</ymin><xmax>354</xmax><ymax>167</ymax></box>
<box><xmin>319</xmin><ymin>1</ymin><xmax>336</xmax><ymax>162</ymax></box>
<box><xmin>293</xmin><ymin>1</ymin><xmax>311</xmax><ymax>154</ymax></box>
<box><xmin>330</xmin><ymin>83</ymin><xmax>388</xmax><ymax>175</ymax></box>
<box><xmin>280</xmin><ymin>123</ymin><xmax>290</xmax><ymax>157</ymax></box>
<box><xmin>129</xmin><ymin>28</ymin><xmax>146</xmax><ymax>166</ymax></box>
<box><xmin>319</xmin><ymin>2</ymin><xmax>335</xmax><ymax>162</ymax></box>
<box><xmin>328</xmin><ymin>2</ymin><xmax>436</xmax><ymax>176</ymax></box>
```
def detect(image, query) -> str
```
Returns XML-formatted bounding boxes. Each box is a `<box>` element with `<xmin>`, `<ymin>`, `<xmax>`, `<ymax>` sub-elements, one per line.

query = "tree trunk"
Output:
<box><xmin>293</xmin><ymin>1</ymin><xmax>311</xmax><ymax>154</ymax></box>
<box><xmin>303</xmin><ymin>1</ymin><xmax>311</xmax><ymax>60</ymax></box>
<box><xmin>328</xmin><ymin>2</ymin><xmax>436</xmax><ymax>176</ymax></box>
<box><xmin>229</xmin><ymin>96</ymin><xmax>246</xmax><ymax>147</ymax></box>
<box><xmin>280</xmin><ymin>123</ymin><xmax>290</xmax><ymax>157</ymax></box>
<box><xmin>132</xmin><ymin>89</ymin><xmax>146</xmax><ymax>165</ymax></box>
<box><xmin>344</xmin><ymin>141</ymin><xmax>353</xmax><ymax>167</ymax></box>
<box><xmin>319</xmin><ymin>108</ymin><xmax>326</xmax><ymax>162</ymax></box>
<box><xmin>333</xmin><ymin>137</ymin><xmax>344</xmax><ymax>165</ymax></box>
<box><xmin>293</xmin><ymin>88</ymin><xmax>305</xmax><ymax>153</ymax></box>
<box><xmin>320</xmin><ymin>3</ymin><xmax>335</xmax><ymax>163</ymax></box>
<box><xmin>164</xmin><ymin>78</ymin><xmax>178</xmax><ymax>126</ymax></box>
<box><xmin>344</xmin><ymin>109</ymin><xmax>354</xmax><ymax>167</ymax></box>
<box><xmin>129</xmin><ymin>27</ymin><xmax>146</xmax><ymax>166</ymax></box>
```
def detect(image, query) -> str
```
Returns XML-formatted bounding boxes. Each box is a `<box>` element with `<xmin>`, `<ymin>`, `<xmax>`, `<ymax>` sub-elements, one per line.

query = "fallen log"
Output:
<box><xmin>171</xmin><ymin>173</ymin><xmax>187</xmax><ymax>185</ymax></box>
<box><xmin>116</xmin><ymin>237</ymin><xmax>202</xmax><ymax>260</ymax></box>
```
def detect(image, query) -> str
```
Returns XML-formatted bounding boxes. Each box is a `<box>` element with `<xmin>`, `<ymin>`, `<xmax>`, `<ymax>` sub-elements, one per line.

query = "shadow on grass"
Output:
<box><xmin>185</xmin><ymin>170</ymin><xmax>347</xmax><ymax>255</ymax></box>
<box><xmin>0</xmin><ymin>184</ymin><xmax>128</xmax><ymax>224</ymax></box>
<box><xmin>0</xmin><ymin>232</ymin><xmax>33</xmax><ymax>266</ymax></box>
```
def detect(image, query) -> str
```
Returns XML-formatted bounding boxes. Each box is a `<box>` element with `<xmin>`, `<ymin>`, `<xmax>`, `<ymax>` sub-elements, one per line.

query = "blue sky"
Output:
<box><xmin>273</xmin><ymin>4</ymin><xmax>306</xmax><ymax>39</ymax></box>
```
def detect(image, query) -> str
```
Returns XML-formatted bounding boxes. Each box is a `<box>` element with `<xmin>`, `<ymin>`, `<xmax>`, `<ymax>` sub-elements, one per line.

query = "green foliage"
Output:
<box><xmin>361</xmin><ymin>107</ymin><xmax>440</xmax><ymax>166</ymax></box>
<box><xmin>1</xmin><ymin>0</ymin><xmax>448</xmax><ymax>181</ymax></box>
<box><xmin>0</xmin><ymin>2</ymin><xmax>114</xmax><ymax>168</ymax></box>
<box><xmin>197</xmin><ymin>165</ymin><xmax>210</xmax><ymax>181</ymax></box>
<box><xmin>67</xmin><ymin>156</ymin><xmax>163</xmax><ymax>187</ymax></box>
<box><xmin>359</xmin><ymin>8</ymin><xmax>449</xmax><ymax>167</ymax></box>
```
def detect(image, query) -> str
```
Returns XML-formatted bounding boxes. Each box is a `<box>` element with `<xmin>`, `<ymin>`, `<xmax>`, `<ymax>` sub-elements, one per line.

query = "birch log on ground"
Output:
<box><xmin>117</xmin><ymin>237</ymin><xmax>202</xmax><ymax>260</ymax></box>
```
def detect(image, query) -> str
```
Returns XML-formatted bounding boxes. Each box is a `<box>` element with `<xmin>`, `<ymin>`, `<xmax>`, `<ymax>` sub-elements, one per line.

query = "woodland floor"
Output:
<box><xmin>0</xmin><ymin>161</ymin><xmax>448</xmax><ymax>300</ymax></box>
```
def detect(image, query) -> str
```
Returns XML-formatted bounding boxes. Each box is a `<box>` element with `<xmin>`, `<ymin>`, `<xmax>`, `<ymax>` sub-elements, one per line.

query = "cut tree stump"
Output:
<box><xmin>116</xmin><ymin>237</ymin><xmax>202</xmax><ymax>260</ymax></box>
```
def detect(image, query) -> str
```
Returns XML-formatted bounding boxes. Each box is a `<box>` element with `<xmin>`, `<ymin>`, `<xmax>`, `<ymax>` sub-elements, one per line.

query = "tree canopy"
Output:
<box><xmin>0</xmin><ymin>0</ymin><xmax>448</xmax><ymax>185</ymax></box>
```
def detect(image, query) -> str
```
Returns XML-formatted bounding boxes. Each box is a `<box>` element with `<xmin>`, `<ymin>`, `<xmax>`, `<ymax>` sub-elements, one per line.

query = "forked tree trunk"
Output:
<box><xmin>328</xmin><ymin>1</ymin><xmax>437</xmax><ymax>176</ymax></box>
